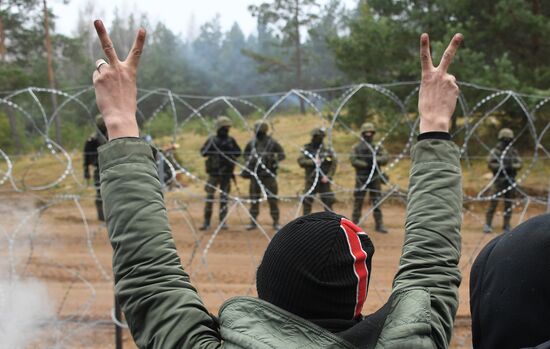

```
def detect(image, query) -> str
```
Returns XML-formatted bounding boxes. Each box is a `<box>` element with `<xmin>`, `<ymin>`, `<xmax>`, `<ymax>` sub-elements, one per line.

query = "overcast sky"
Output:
<box><xmin>51</xmin><ymin>0</ymin><xmax>358</xmax><ymax>39</ymax></box>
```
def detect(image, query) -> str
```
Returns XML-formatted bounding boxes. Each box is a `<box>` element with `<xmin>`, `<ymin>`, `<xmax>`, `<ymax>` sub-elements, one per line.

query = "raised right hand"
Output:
<box><xmin>92</xmin><ymin>20</ymin><xmax>146</xmax><ymax>140</ymax></box>
<box><xmin>418</xmin><ymin>33</ymin><xmax>463</xmax><ymax>134</ymax></box>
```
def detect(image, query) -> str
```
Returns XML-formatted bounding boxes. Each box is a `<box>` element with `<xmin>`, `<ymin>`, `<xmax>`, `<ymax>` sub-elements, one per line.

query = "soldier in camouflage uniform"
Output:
<box><xmin>350</xmin><ymin>122</ymin><xmax>389</xmax><ymax>233</ymax></box>
<box><xmin>484</xmin><ymin>128</ymin><xmax>522</xmax><ymax>234</ymax></box>
<box><xmin>242</xmin><ymin>121</ymin><xmax>285</xmax><ymax>231</ymax></box>
<box><xmin>83</xmin><ymin>115</ymin><xmax>108</xmax><ymax>221</ymax></box>
<box><xmin>298</xmin><ymin>128</ymin><xmax>337</xmax><ymax>215</ymax></box>
<box><xmin>199</xmin><ymin>116</ymin><xmax>242</xmax><ymax>230</ymax></box>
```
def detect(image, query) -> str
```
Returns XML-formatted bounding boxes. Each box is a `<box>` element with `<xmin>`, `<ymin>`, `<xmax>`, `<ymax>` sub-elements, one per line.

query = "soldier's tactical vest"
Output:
<box><xmin>205</xmin><ymin>136</ymin><xmax>239</xmax><ymax>176</ymax></box>
<box><xmin>353</xmin><ymin>142</ymin><xmax>383</xmax><ymax>177</ymax></box>
<box><xmin>245</xmin><ymin>136</ymin><xmax>280</xmax><ymax>178</ymax></box>
<box><xmin>302</xmin><ymin>143</ymin><xmax>334</xmax><ymax>180</ymax></box>
<box><xmin>489</xmin><ymin>146</ymin><xmax>520</xmax><ymax>178</ymax></box>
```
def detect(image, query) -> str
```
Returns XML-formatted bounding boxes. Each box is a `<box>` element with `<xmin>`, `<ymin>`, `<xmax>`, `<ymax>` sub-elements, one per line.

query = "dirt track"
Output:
<box><xmin>1</xmin><ymin>191</ymin><xmax>545</xmax><ymax>349</ymax></box>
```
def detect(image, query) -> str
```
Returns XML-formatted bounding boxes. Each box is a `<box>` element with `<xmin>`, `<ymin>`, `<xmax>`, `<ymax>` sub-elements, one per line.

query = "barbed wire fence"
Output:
<box><xmin>0</xmin><ymin>81</ymin><xmax>549</xmax><ymax>348</ymax></box>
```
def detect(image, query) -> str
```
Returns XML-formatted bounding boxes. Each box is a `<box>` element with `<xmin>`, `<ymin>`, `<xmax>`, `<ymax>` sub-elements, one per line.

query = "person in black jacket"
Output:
<box><xmin>471</xmin><ymin>213</ymin><xmax>550</xmax><ymax>349</ymax></box>
<box><xmin>83</xmin><ymin>115</ymin><xmax>107</xmax><ymax>221</ymax></box>
<box><xmin>199</xmin><ymin>116</ymin><xmax>241</xmax><ymax>230</ymax></box>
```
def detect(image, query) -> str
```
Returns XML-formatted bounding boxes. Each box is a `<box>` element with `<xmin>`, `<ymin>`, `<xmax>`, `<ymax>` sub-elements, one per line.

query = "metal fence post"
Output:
<box><xmin>115</xmin><ymin>295</ymin><xmax>123</xmax><ymax>349</ymax></box>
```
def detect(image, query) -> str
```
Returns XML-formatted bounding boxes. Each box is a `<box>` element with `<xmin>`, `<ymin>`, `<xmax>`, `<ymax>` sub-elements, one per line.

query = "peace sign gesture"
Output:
<box><xmin>92</xmin><ymin>20</ymin><xmax>146</xmax><ymax>140</ymax></box>
<box><xmin>418</xmin><ymin>33</ymin><xmax>463</xmax><ymax>134</ymax></box>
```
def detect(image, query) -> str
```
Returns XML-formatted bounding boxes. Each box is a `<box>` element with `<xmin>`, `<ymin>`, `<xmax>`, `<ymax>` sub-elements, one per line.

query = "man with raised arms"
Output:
<box><xmin>92</xmin><ymin>20</ymin><xmax>463</xmax><ymax>348</ymax></box>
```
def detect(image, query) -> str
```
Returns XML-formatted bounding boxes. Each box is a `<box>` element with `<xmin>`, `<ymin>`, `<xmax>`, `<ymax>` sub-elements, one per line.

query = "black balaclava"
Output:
<box><xmin>498</xmin><ymin>138</ymin><xmax>512</xmax><ymax>150</ymax></box>
<box><xmin>311</xmin><ymin>135</ymin><xmax>324</xmax><ymax>148</ymax></box>
<box><xmin>256</xmin><ymin>211</ymin><xmax>375</xmax><ymax>324</ymax></box>
<box><xmin>470</xmin><ymin>213</ymin><xmax>550</xmax><ymax>349</ymax></box>
<box><xmin>217</xmin><ymin>126</ymin><xmax>230</xmax><ymax>138</ymax></box>
<box><xmin>362</xmin><ymin>132</ymin><xmax>374</xmax><ymax>143</ymax></box>
<box><xmin>256</xmin><ymin>130</ymin><xmax>267</xmax><ymax>141</ymax></box>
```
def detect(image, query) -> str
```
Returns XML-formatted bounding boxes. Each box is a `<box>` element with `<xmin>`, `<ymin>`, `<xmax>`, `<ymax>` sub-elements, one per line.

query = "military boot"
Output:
<box><xmin>374</xmin><ymin>213</ymin><xmax>388</xmax><ymax>234</ymax></box>
<box><xmin>219</xmin><ymin>212</ymin><xmax>229</xmax><ymax>230</ymax></box>
<box><xmin>483</xmin><ymin>224</ymin><xmax>493</xmax><ymax>234</ymax></box>
<box><xmin>273</xmin><ymin>222</ymin><xmax>281</xmax><ymax>231</ymax></box>
<box><xmin>246</xmin><ymin>221</ymin><xmax>257</xmax><ymax>231</ymax></box>
<box><xmin>375</xmin><ymin>224</ymin><xmax>388</xmax><ymax>234</ymax></box>
<box><xmin>199</xmin><ymin>221</ymin><xmax>210</xmax><ymax>231</ymax></box>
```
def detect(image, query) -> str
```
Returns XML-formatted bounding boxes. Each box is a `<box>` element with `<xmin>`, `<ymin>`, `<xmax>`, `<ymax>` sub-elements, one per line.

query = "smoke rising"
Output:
<box><xmin>0</xmin><ymin>280</ymin><xmax>54</xmax><ymax>349</ymax></box>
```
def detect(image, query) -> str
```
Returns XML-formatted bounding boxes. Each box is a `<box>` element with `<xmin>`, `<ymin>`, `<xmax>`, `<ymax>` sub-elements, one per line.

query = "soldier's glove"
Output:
<box><xmin>314</xmin><ymin>156</ymin><xmax>321</xmax><ymax>166</ymax></box>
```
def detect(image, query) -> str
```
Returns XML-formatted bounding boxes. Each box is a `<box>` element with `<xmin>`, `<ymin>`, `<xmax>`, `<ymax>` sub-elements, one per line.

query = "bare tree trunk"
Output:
<box><xmin>0</xmin><ymin>8</ymin><xmax>6</xmax><ymax>61</ymax></box>
<box><xmin>43</xmin><ymin>0</ymin><xmax>61</xmax><ymax>144</ymax></box>
<box><xmin>6</xmin><ymin>107</ymin><xmax>22</xmax><ymax>150</ymax></box>
<box><xmin>531</xmin><ymin>0</ymin><xmax>540</xmax><ymax>56</ymax></box>
<box><xmin>294</xmin><ymin>0</ymin><xmax>305</xmax><ymax>114</ymax></box>
<box><xmin>0</xmin><ymin>7</ymin><xmax>22</xmax><ymax>151</ymax></box>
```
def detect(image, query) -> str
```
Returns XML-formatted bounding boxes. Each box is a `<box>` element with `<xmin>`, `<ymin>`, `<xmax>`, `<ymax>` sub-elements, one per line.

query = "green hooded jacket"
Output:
<box><xmin>99</xmin><ymin>137</ymin><xmax>462</xmax><ymax>349</ymax></box>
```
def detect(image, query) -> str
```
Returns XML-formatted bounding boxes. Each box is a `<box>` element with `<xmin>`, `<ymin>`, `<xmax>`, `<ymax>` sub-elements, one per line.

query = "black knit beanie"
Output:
<box><xmin>256</xmin><ymin>211</ymin><xmax>375</xmax><ymax>321</ymax></box>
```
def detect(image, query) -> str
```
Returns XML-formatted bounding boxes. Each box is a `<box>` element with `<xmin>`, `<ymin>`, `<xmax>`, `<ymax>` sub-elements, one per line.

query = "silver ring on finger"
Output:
<box><xmin>96</xmin><ymin>59</ymin><xmax>108</xmax><ymax>73</ymax></box>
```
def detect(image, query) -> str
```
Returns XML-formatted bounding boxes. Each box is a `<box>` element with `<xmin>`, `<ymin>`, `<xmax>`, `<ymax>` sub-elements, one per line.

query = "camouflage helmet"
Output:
<box><xmin>498</xmin><ymin>128</ymin><xmax>514</xmax><ymax>140</ymax></box>
<box><xmin>360</xmin><ymin>122</ymin><xmax>376</xmax><ymax>133</ymax></box>
<box><xmin>310</xmin><ymin>127</ymin><xmax>326</xmax><ymax>137</ymax></box>
<box><xmin>215</xmin><ymin>116</ymin><xmax>232</xmax><ymax>130</ymax></box>
<box><xmin>254</xmin><ymin>120</ymin><xmax>269</xmax><ymax>133</ymax></box>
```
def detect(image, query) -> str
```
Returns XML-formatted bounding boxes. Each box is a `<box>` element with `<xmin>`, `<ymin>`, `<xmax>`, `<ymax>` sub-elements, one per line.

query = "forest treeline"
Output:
<box><xmin>0</xmin><ymin>0</ymin><xmax>549</xmax><ymax>150</ymax></box>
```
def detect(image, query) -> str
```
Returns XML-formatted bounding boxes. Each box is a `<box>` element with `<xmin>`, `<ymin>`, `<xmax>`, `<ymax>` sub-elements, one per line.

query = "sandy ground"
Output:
<box><xmin>0</xmin><ymin>190</ymin><xmax>546</xmax><ymax>349</ymax></box>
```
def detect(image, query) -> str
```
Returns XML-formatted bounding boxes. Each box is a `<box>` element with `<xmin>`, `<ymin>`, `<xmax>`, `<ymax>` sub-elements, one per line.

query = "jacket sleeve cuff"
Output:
<box><xmin>98</xmin><ymin>138</ymin><xmax>155</xmax><ymax>171</ymax></box>
<box><xmin>417</xmin><ymin>132</ymin><xmax>451</xmax><ymax>141</ymax></box>
<box><xmin>411</xmin><ymin>139</ymin><xmax>461</xmax><ymax>169</ymax></box>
